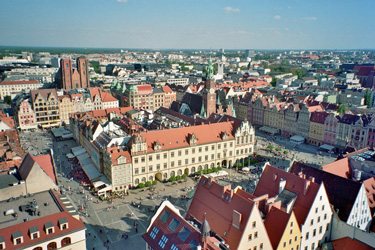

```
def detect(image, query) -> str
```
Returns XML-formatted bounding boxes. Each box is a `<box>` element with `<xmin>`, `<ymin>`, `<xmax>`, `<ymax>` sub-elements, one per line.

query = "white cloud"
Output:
<box><xmin>223</xmin><ymin>7</ymin><xmax>240</xmax><ymax>14</ymax></box>
<box><xmin>304</xmin><ymin>17</ymin><xmax>317</xmax><ymax>21</ymax></box>
<box><xmin>273</xmin><ymin>15</ymin><xmax>281</xmax><ymax>20</ymax></box>
<box><xmin>116</xmin><ymin>0</ymin><xmax>128</xmax><ymax>2</ymax></box>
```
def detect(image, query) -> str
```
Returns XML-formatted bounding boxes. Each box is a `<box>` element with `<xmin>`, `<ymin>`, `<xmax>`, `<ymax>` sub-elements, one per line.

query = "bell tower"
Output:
<box><xmin>202</xmin><ymin>56</ymin><xmax>216</xmax><ymax>118</ymax></box>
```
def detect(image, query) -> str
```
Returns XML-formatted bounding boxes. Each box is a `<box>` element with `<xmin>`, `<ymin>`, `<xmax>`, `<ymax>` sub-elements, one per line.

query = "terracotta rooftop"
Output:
<box><xmin>0</xmin><ymin>80</ymin><xmax>39</xmax><ymax>85</ymax></box>
<box><xmin>143</xmin><ymin>200</ymin><xmax>221</xmax><ymax>250</ymax></box>
<box><xmin>19</xmin><ymin>153</ymin><xmax>57</xmax><ymax>185</ymax></box>
<box><xmin>264</xmin><ymin>207</ymin><xmax>293</xmax><ymax>250</ymax></box>
<box><xmin>254</xmin><ymin>164</ymin><xmax>320</xmax><ymax>226</ymax></box>
<box><xmin>321</xmin><ymin>158</ymin><xmax>351</xmax><ymax>179</ymax></box>
<box><xmin>310</xmin><ymin>111</ymin><xmax>329</xmax><ymax>124</ymax></box>
<box><xmin>363</xmin><ymin>177</ymin><xmax>375</xmax><ymax>214</ymax></box>
<box><xmin>331</xmin><ymin>237</ymin><xmax>373</xmax><ymax>250</ymax></box>
<box><xmin>132</xmin><ymin>121</ymin><xmax>236</xmax><ymax>154</ymax></box>
<box><xmin>186</xmin><ymin>176</ymin><xmax>256</xmax><ymax>250</ymax></box>
<box><xmin>290</xmin><ymin>161</ymin><xmax>361</xmax><ymax>222</ymax></box>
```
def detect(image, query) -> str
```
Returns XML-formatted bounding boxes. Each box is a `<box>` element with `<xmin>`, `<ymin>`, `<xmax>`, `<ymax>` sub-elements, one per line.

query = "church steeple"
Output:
<box><xmin>202</xmin><ymin>56</ymin><xmax>217</xmax><ymax>119</ymax></box>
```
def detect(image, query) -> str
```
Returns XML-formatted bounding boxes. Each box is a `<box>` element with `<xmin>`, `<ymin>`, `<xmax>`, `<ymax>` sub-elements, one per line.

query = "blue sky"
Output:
<box><xmin>0</xmin><ymin>0</ymin><xmax>374</xmax><ymax>50</ymax></box>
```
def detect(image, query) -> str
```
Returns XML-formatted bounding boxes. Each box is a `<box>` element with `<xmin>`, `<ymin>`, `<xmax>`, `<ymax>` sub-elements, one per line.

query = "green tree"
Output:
<box><xmin>364</xmin><ymin>89</ymin><xmax>372</xmax><ymax>107</ymax></box>
<box><xmin>137</xmin><ymin>183</ymin><xmax>145</xmax><ymax>188</ymax></box>
<box><xmin>337</xmin><ymin>104</ymin><xmax>349</xmax><ymax>114</ymax></box>
<box><xmin>4</xmin><ymin>96</ymin><xmax>11</xmax><ymax>105</ymax></box>
<box><xmin>169</xmin><ymin>176</ymin><xmax>176</xmax><ymax>182</ymax></box>
<box><xmin>270</xmin><ymin>78</ymin><xmax>277</xmax><ymax>87</ymax></box>
<box><xmin>145</xmin><ymin>181</ymin><xmax>152</xmax><ymax>187</ymax></box>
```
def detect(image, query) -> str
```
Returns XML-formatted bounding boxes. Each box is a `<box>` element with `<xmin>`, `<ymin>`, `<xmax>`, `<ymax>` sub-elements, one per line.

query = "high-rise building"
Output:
<box><xmin>55</xmin><ymin>57</ymin><xmax>90</xmax><ymax>90</ymax></box>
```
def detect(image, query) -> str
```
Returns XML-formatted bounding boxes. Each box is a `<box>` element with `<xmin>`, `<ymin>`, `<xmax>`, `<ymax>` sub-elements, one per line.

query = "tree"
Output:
<box><xmin>270</xmin><ymin>78</ymin><xmax>277</xmax><ymax>87</ymax></box>
<box><xmin>337</xmin><ymin>104</ymin><xmax>349</xmax><ymax>114</ymax></box>
<box><xmin>364</xmin><ymin>89</ymin><xmax>372</xmax><ymax>107</ymax></box>
<box><xmin>4</xmin><ymin>96</ymin><xmax>11</xmax><ymax>105</ymax></box>
<box><xmin>169</xmin><ymin>176</ymin><xmax>176</xmax><ymax>182</ymax></box>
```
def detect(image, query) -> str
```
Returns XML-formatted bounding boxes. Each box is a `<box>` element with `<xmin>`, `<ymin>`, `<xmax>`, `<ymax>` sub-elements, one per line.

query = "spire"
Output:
<box><xmin>201</xmin><ymin>214</ymin><xmax>211</xmax><ymax>243</ymax></box>
<box><xmin>206</xmin><ymin>56</ymin><xmax>214</xmax><ymax>80</ymax></box>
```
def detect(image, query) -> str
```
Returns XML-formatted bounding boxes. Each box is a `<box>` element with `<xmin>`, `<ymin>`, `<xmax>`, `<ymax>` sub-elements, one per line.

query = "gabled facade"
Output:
<box><xmin>254</xmin><ymin>164</ymin><xmax>332</xmax><ymax>250</ymax></box>
<box><xmin>17</xmin><ymin>99</ymin><xmax>37</xmax><ymax>131</ymax></box>
<box><xmin>30</xmin><ymin>89</ymin><xmax>60</xmax><ymax>129</ymax></box>
<box><xmin>186</xmin><ymin>176</ymin><xmax>273</xmax><ymax>250</ymax></box>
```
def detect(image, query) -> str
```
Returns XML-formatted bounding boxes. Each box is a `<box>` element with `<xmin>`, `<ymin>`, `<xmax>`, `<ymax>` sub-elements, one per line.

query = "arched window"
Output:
<box><xmin>33</xmin><ymin>247</ymin><xmax>43</xmax><ymax>250</ymax></box>
<box><xmin>170</xmin><ymin>171</ymin><xmax>175</xmax><ymax>177</ymax></box>
<box><xmin>141</xmin><ymin>177</ymin><xmax>146</xmax><ymax>183</ymax></box>
<box><xmin>163</xmin><ymin>173</ymin><xmax>168</xmax><ymax>179</ymax></box>
<box><xmin>191</xmin><ymin>167</ymin><xmax>196</xmax><ymax>173</ymax></box>
<box><xmin>47</xmin><ymin>242</ymin><xmax>57</xmax><ymax>250</ymax></box>
<box><xmin>198</xmin><ymin>166</ymin><xmax>202</xmax><ymax>171</ymax></box>
<box><xmin>61</xmin><ymin>237</ymin><xmax>71</xmax><ymax>246</ymax></box>
<box><xmin>149</xmin><ymin>176</ymin><xmax>153</xmax><ymax>181</ymax></box>
<box><xmin>177</xmin><ymin>169</ymin><xmax>182</xmax><ymax>176</ymax></box>
<box><xmin>135</xmin><ymin>178</ymin><xmax>139</xmax><ymax>185</ymax></box>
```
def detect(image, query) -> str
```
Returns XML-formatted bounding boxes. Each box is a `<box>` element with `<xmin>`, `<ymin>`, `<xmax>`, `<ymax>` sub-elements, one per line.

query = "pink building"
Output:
<box><xmin>323</xmin><ymin>112</ymin><xmax>339</xmax><ymax>146</ymax></box>
<box><xmin>17</xmin><ymin>99</ymin><xmax>37</xmax><ymax>130</ymax></box>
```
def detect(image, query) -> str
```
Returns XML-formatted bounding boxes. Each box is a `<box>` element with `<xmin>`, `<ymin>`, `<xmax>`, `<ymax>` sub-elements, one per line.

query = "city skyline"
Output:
<box><xmin>1</xmin><ymin>0</ymin><xmax>375</xmax><ymax>50</ymax></box>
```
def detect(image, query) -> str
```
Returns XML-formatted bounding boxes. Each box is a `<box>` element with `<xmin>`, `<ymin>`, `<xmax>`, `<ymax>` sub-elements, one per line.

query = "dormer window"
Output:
<box><xmin>29</xmin><ymin>226</ymin><xmax>39</xmax><ymax>240</ymax></box>
<box><xmin>189</xmin><ymin>133</ymin><xmax>198</xmax><ymax>145</ymax></box>
<box><xmin>154</xmin><ymin>141</ymin><xmax>162</xmax><ymax>151</ymax></box>
<box><xmin>12</xmin><ymin>231</ymin><xmax>23</xmax><ymax>245</ymax></box>
<box><xmin>44</xmin><ymin>222</ymin><xmax>54</xmax><ymax>235</ymax></box>
<box><xmin>222</xmin><ymin>131</ymin><xmax>229</xmax><ymax>140</ymax></box>
<box><xmin>58</xmin><ymin>218</ymin><xmax>68</xmax><ymax>230</ymax></box>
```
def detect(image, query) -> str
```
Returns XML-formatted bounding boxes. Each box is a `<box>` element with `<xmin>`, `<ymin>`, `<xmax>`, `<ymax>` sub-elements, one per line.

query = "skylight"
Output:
<box><xmin>189</xmin><ymin>239</ymin><xmax>200</xmax><ymax>250</ymax></box>
<box><xmin>168</xmin><ymin>218</ymin><xmax>180</xmax><ymax>232</ymax></box>
<box><xmin>178</xmin><ymin>226</ymin><xmax>191</xmax><ymax>242</ymax></box>
<box><xmin>160</xmin><ymin>210</ymin><xmax>170</xmax><ymax>223</ymax></box>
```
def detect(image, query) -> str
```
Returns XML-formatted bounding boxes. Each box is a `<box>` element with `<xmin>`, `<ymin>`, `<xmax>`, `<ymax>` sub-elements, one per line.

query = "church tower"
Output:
<box><xmin>202</xmin><ymin>57</ymin><xmax>216</xmax><ymax>118</ymax></box>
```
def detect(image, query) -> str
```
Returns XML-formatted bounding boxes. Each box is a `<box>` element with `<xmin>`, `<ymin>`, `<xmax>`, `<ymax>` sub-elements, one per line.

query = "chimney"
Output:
<box><xmin>309</xmin><ymin>176</ymin><xmax>315</xmax><ymax>183</ymax></box>
<box><xmin>232</xmin><ymin>210</ymin><xmax>242</xmax><ymax>229</ymax></box>
<box><xmin>279</xmin><ymin>178</ymin><xmax>286</xmax><ymax>194</ymax></box>
<box><xmin>273</xmin><ymin>173</ymin><xmax>278</xmax><ymax>182</ymax></box>
<box><xmin>303</xmin><ymin>179</ymin><xmax>311</xmax><ymax>196</ymax></box>
<box><xmin>298</xmin><ymin>171</ymin><xmax>304</xmax><ymax>178</ymax></box>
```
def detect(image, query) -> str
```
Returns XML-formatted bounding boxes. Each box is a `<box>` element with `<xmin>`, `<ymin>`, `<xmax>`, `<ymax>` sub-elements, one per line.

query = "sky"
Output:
<box><xmin>0</xmin><ymin>0</ymin><xmax>374</xmax><ymax>50</ymax></box>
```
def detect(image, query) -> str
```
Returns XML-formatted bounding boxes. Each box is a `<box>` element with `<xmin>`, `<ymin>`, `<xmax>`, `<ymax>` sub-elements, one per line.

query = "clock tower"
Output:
<box><xmin>202</xmin><ymin>56</ymin><xmax>217</xmax><ymax>118</ymax></box>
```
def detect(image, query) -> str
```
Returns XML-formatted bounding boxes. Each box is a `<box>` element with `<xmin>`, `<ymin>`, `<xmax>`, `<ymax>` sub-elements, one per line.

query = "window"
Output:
<box><xmin>142</xmin><ymin>167</ymin><xmax>145</xmax><ymax>173</ymax></box>
<box><xmin>149</xmin><ymin>166</ymin><xmax>153</xmax><ymax>171</ymax></box>
<box><xmin>141</xmin><ymin>157</ymin><xmax>145</xmax><ymax>163</ymax></box>
<box><xmin>317</xmin><ymin>216</ymin><xmax>320</xmax><ymax>223</ymax></box>
<box><xmin>319</xmin><ymin>226</ymin><xmax>322</xmax><ymax>234</ymax></box>
<box><xmin>290</xmin><ymin>229</ymin><xmax>293</xmax><ymax>234</ymax></box>
<box><xmin>254</xmin><ymin>232</ymin><xmax>258</xmax><ymax>238</ymax></box>
<box><xmin>170</xmin><ymin>244</ymin><xmax>178</xmax><ymax>250</ymax></box>
<box><xmin>160</xmin><ymin>211</ymin><xmax>170</xmax><ymax>223</ymax></box>
<box><xmin>61</xmin><ymin>237</ymin><xmax>71</xmax><ymax>246</ymax></box>
<box><xmin>315</xmin><ymin>208</ymin><xmax>318</xmax><ymax>213</ymax></box>
<box><xmin>295</xmin><ymin>236</ymin><xmax>298</xmax><ymax>242</ymax></box>
<box><xmin>48</xmin><ymin>228</ymin><xmax>53</xmax><ymax>234</ymax></box>
<box><xmin>135</xmin><ymin>168</ymin><xmax>139</xmax><ymax>174</ymax></box>
<box><xmin>252</xmin><ymin>221</ymin><xmax>256</xmax><ymax>228</ymax></box>
<box><xmin>32</xmin><ymin>233</ymin><xmax>38</xmax><ymax>239</ymax></box>
<box><xmin>305</xmin><ymin>232</ymin><xmax>309</xmax><ymax>240</ymax></box>
<box><xmin>47</xmin><ymin>242</ymin><xmax>57</xmax><ymax>250</ymax></box>
<box><xmin>164</xmin><ymin>153</ymin><xmax>167</xmax><ymax>159</ymax></box>
<box><xmin>150</xmin><ymin>226</ymin><xmax>159</xmax><ymax>239</ymax></box>
<box><xmin>311</xmin><ymin>243</ymin><xmax>315</xmax><ymax>250</ymax></box>
<box><xmin>189</xmin><ymin>240</ymin><xmax>199</xmax><ymax>249</ymax></box>
<box><xmin>248</xmin><ymin>234</ymin><xmax>252</xmax><ymax>241</ymax></box>
<box><xmin>171</xmin><ymin>152</ymin><xmax>174</xmax><ymax>157</ymax></box>
<box><xmin>185</xmin><ymin>149</ymin><xmax>189</xmax><ymax>155</ymax></box>
<box><xmin>260</xmin><ymin>243</ymin><xmax>263</xmax><ymax>250</ymax></box>
<box><xmin>134</xmin><ymin>158</ymin><xmax>138</xmax><ymax>164</ymax></box>
<box><xmin>168</xmin><ymin>218</ymin><xmax>180</xmax><ymax>232</ymax></box>
<box><xmin>322</xmin><ymin>205</ymin><xmax>325</xmax><ymax>211</ymax></box>
<box><xmin>283</xmin><ymin>242</ymin><xmax>286</xmax><ymax>247</ymax></box>
<box><xmin>324</xmin><ymin>213</ymin><xmax>327</xmax><ymax>220</ymax></box>
<box><xmin>313</xmin><ymin>229</ymin><xmax>316</xmax><ymax>237</ymax></box>
<box><xmin>157</xmin><ymin>154</ymin><xmax>160</xmax><ymax>160</ymax></box>
<box><xmin>253</xmin><ymin>247</ymin><xmax>257</xmax><ymax>250</ymax></box>
<box><xmin>149</xmin><ymin>156</ymin><xmax>152</xmax><ymax>161</ymax></box>
<box><xmin>158</xmin><ymin>235</ymin><xmax>168</xmax><ymax>249</ymax></box>
<box><xmin>178</xmin><ymin>227</ymin><xmax>191</xmax><ymax>241</ymax></box>
<box><xmin>185</xmin><ymin>159</ymin><xmax>189</xmax><ymax>164</ymax></box>
<box><xmin>310</xmin><ymin>219</ymin><xmax>314</xmax><ymax>225</ymax></box>
<box><xmin>33</xmin><ymin>247</ymin><xmax>42</xmax><ymax>250</ymax></box>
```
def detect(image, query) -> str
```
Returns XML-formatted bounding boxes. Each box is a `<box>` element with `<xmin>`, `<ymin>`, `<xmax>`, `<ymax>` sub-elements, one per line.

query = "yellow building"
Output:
<box><xmin>59</xmin><ymin>95</ymin><xmax>74</xmax><ymax>125</ymax></box>
<box><xmin>308</xmin><ymin>111</ymin><xmax>329</xmax><ymax>146</ymax></box>
<box><xmin>265</xmin><ymin>207</ymin><xmax>301</xmax><ymax>250</ymax></box>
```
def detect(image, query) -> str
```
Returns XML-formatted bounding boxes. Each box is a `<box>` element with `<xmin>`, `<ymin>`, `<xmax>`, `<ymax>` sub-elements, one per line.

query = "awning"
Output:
<box><xmin>81</xmin><ymin>163</ymin><xmax>101</xmax><ymax>180</ymax></box>
<box><xmin>259</xmin><ymin>126</ymin><xmax>279</xmax><ymax>135</ymax></box>
<box><xmin>205</xmin><ymin>170</ymin><xmax>228</xmax><ymax>178</ymax></box>
<box><xmin>290</xmin><ymin>135</ymin><xmax>304</xmax><ymax>144</ymax></box>
<box><xmin>62</xmin><ymin>133</ymin><xmax>73</xmax><ymax>139</ymax></box>
<box><xmin>72</xmin><ymin>146</ymin><xmax>86</xmax><ymax>156</ymax></box>
<box><xmin>77</xmin><ymin>153</ymin><xmax>90</xmax><ymax>163</ymax></box>
<box><xmin>319</xmin><ymin>144</ymin><xmax>334</xmax><ymax>151</ymax></box>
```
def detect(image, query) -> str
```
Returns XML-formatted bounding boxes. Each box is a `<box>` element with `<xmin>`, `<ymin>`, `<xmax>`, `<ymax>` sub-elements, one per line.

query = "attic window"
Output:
<box><xmin>0</xmin><ymin>236</ymin><xmax>5</xmax><ymax>249</ymax></box>
<box><xmin>160</xmin><ymin>211</ymin><xmax>170</xmax><ymax>223</ymax></box>
<box><xmin>225</xmin><ymin>195</ymin><xmax>229</xmax><ymax>201</ymax></box>
<box><xmin>12</xmin><ymin>231</ymin><xmax>23</xmax><ymax>245</ymax></box>
<box><xmin>44</xmin><ymin>222</ymin><xmax>54</xmax><ymax>235</ymax></box>
<box><xmin>58</xmin><ymin>218</ymin><xmax>68</xmax><ymax>230</ymax></box>
<box><xmin>29</xmin><ymin>226</ymin><xmax>39</xmax><ymax>240</ymax></box>
<box><xmin>168</xmin><ymin>218</ymin><xmax>180</xmax><ymax>232</ymax></box>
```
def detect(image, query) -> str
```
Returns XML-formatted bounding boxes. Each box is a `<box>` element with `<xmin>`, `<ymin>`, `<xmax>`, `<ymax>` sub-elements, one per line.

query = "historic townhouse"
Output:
<box><xmin>282</xmin><ymin>104</ymin><xmax>300</xmax><ymax>138</ymax></box>
<box><xmin>349</xmin><ymin>115</ymin><xmax>371</xmax><ymax>149</ymax></box>
<box><xmin>336</xmin><ymin>114</ymin><xmax>361</xmax><ymax>149</ymax></box>
<box><xmin>323</xmin><ymin>112</ymin><xmax>339</xmax><ymax>146</ymax></box>
<box><xmin>59</xmin><ymin>95</ymin><xmax>74</xmax><ymax>125</ymax></box>
<box><xmin>30</xmin><ymin>89</ymin><xmax>60</xmax><ymax>129</ymax></box>
<box><xmin>254</xmin><ymin>164</ymin><xmax>332</xmax><ymax>250</ymax></box>
<box><xmin>104</xmin><ymin>145</ymin><xmax>132</xmax><ymax>191</ymax></box>
<box><xmin>297</xmin><ymin>104</ymin><xmax>312</xmax><ymax>140</ymax></box>
<box><xmin>17</xmin><ymin>99</ymin><xmax>37</xmax><ymax>131</ymax></box>
<box><xmin>129</xmin><ymin>120</ymin><xmax>254</xmax><ymax>186</ymax></box>
<box><xmin>308</xmin><ymin>111</ymin><xmax>329</xmax><ymax>146</ymax></box>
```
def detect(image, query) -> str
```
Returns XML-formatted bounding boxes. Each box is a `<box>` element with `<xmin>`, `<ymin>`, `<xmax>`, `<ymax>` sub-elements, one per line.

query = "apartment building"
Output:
<box><xmin>30</xmin><ymin>89</ymin><xmax>60</xmax><ymax>129</ymax></box>
<box><xmin>0</xmin><ymin>80</ymin><xmax>44</xmax><ymax>100</ymax></box>
<box><xmin>17</xmin><ymin>99</ymin><xmax>37</xmax><ymax>131</ymax></box>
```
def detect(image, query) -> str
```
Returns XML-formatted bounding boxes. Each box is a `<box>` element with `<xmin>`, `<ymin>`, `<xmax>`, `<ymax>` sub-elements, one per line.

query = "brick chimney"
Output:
<box><xmin>279</xmin><ymin>178</ymin><xmax>286</xmax><ymax>194</ymax></box>
<box><xmin>303</xmin><ymin>179</ymin><xmax>311</xmax><ymax>196</ymax></box>
<box><xmin>273</xmin><ymin>173</ymin><xmax>278</xmax><ymax>182</ymax></box>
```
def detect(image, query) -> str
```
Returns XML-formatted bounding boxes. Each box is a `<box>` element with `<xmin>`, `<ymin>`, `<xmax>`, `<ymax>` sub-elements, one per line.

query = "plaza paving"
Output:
<box><xmin>18</xmin><ymin>128</ymin><xmax>337</xmax><ymax>249</ymax></box>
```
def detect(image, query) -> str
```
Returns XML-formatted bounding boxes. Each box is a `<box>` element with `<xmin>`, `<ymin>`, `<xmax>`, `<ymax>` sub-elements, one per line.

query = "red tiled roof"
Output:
<box><xmin>143</xmin><ymin>201</ymin><xmax>220</xmax><ymax>250</ymax></box>
<box><xmin>137</xmin><ymin>85</ymin><xmax>153</xmax><ymax>95</ymax></box>
<box><xmin>354</xmin><ymin>65</ymin><xmax>375</xmax><ymax>76</ymax></box>
<box><xmin>264</xmin><ymin>207</ymin><xmax>292</xmax><ymax>249</ymax></box>
<box><xmin>331</xmin><ymin>237</ymin><xmax>373</xmax><ymax>250</ymax></box>
<box><xmin>363</xmin><ymin>177</ymin><xmax>375</xmax><ymax>214</ymax></box>
<box><xmin>310</xmin><ymin>111</ymin><xmax>329</xmax><ymax>124</ymax></box>
<box><xmin>32</xmin><ymin>153</ymin><xmax>58</xmax><ymax>185</ymax></box>
<box><xmin>106</xmin><ymin>107</ymin><xmax>133</xmax><ymax>115</ymax></box>
<box><xmin>1</xmin><ymin>116</ymin><xmax>15</xmax><ymax>129</ymax></box>
<box><xmin>107</xmin><ymin>146</ymin><xmax>132</xmax><ymax>165</ymax></box>
<box><xmin>254</xmin><ymin>164</ymin><xmax>320</xmax><ymax>226</ymax></box>
<box><xmin>134</xmin><ymin>121</ymin><xmax>235</xmax><ymax>153</ymax></box>
<box><xmin>162</xmin><ymin>85</ymin><xmax>173</xmax><ymax>93</ymax></box>
<box><xmin>101</xmin><ymin>91</ymin><xmax>118</xmax><ymax>102</ymax></box>
<box><xmin>0</xmin><ymin>209</ymin><xmax>85</xmax><ymax>250</ymax></box>
<box><xmin>322</xmin><ymin>158</ymin><xmax>351</xmax><ymax>179</ymax></box>
<box><xmin>0</xmin><ymin>80</ymin><xmax>39</xmax><ymax>85</ymax></box>
<box><xmin>186</xmin><ymin>176</ymin><xmax>256</xmax><ymax>250</ymax></box>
